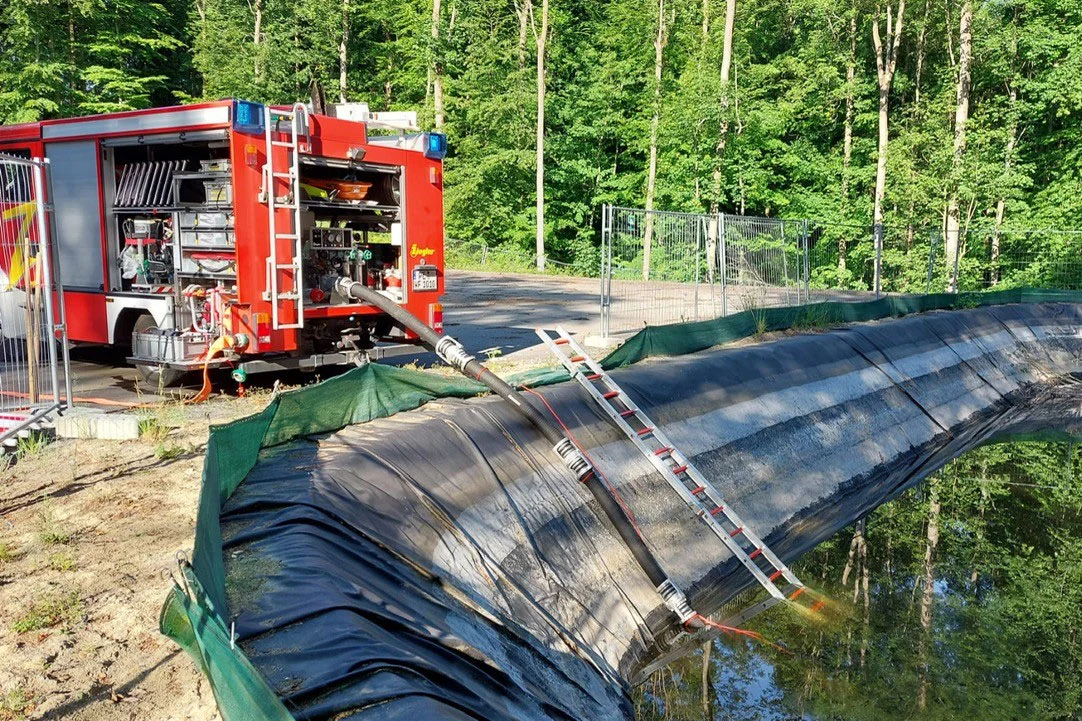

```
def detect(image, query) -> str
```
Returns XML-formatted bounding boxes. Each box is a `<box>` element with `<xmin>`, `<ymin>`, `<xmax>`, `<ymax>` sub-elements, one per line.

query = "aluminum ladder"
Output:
<box><xmin>536</xmin><ymin>326</ymin><xmax>808</xmax><ymax>618</ymax></box>
<box><xmin>262</xmin><ymin>103</ymin><xmax>309</xmax><ymax>330</ymax></box>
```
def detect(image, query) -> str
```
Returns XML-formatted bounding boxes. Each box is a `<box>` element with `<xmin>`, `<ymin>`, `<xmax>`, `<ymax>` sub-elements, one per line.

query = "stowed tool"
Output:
<box><xmin>536</xmin><ymin>325</ymin><xmax>823</xmax><ymax>630</ymax></box>
<box><xmin>333</xmin><ymin>277</ymin><xmax>703</xmax><ymax>629</ymax></box>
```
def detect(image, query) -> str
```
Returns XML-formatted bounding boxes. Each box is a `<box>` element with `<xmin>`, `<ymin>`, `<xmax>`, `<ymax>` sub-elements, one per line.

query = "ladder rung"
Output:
<box><xmin>728</xmin><ymin>526</ymin><xmax>744</xmax><ymax>538</ymax></box>
<box><xmin>277</xmin><ymin>293</ymin><xmax>300</xmax><ymax>300</ymax></box>
<box><xmin>789</xmin><ymin>587</ymin><xmax>805</xmax><ymax>601</ymax></box>
<box><xmin>619</xmin><ymin>409</ymin><xmax>636</xmax><ymax>418</ymax></box>
<box><xmin>272</xmin><ymin>172</ymin><xmax>296</xmax><ymax>179</ymax></box>
<box><xmin>749</xmin><ymin>548</ymin><xmax>763</xmax><ymax>559</ymax></box>
<box><xmin>769</xmin><ymin>570</ymin><xmax>784</xmax><ymax>582</ymax></box>
<box><xmin>636</xmin><ymin>427</ymin><xmax>654</xmax><ymax>436</ymax></box>
<box><xmin>654</xmin><ymin>447</ymin><xmax>672</xmax><ymax>456</ymax></box>
<box><xmin>271</xmin><ymin>141</ymin><xmax>295</xmax><ymax>147</ymax></box>
<box><xmin>602</xmin><ymin>391</ymin><xmax>620</xmax><ymax>400</ymax></box>
<box><xmin>586</xmin><ymin>374</ymin><xmax>602</xmax><ymax>381</ymax></box>
<box><xmin>554</xmin><ymin>338</ymin><xmax>570</xmax><ymax>345</ymax></box>
<box><xmin>570</xmin><ymin>355</ymin><xmax>585</xmax><ymax>363</ymax></box>
<box><xmin>275</xmin><ymin>233</ymin><xmax>299</xmax><ymax>239</ymax></box>
<box><xmin>689</xmin><ymin>485</ymin><xmax>705</xmax><ymax>495</ymax></box>
<box><xmin>672</xmin><ymin>465</ymin><xmax>689</xmax><ymax>475</ymax></box>
<box><xmin>710</xmin><ymin>505</ymin><xmax>725</xmax><ymax>515</ymax></box>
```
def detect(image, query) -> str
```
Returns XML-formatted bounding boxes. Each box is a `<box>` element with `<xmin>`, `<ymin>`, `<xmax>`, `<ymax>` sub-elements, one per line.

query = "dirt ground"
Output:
<box><xmin>0</xmin><ymin>394</ymin><xmax>281</xmax><ymax>721</ymax></box>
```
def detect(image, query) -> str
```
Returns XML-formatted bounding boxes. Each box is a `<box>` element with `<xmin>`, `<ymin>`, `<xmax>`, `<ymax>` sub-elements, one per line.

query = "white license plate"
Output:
<box><xmin>412</xmin><ymin>269</ymin><xmax>438</xmax><ymax>291</ymax></box>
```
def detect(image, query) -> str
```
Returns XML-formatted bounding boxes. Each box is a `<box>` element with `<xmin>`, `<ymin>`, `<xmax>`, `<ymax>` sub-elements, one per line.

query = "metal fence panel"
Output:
<box><xmin>600</xmin><ymin>205</ymin><xmax>1082</xmax><ymax>336</ymax></box>
<box><xmin>602</xmin><ymin>207</ymin><xmax>721</xmax><ymax>334</ymax></box>
<box><xmin>0</xmin><ymin>153</ymin><xmax>72</xmax><ymax>441</ymax></box>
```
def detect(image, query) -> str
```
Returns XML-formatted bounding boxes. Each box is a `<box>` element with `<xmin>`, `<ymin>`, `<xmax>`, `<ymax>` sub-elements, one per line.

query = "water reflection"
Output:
<box><xmin>636</xmin><ymin>441</ymin><xmax>1082</xmax><ymax>720</ymax></box>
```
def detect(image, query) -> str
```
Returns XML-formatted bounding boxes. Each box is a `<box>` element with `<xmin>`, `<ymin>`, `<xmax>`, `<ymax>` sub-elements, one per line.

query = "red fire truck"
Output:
<box><xmin>0</xmin><ymin>99</ymin><xmax>446</xmax><ymax>385</ymax></box>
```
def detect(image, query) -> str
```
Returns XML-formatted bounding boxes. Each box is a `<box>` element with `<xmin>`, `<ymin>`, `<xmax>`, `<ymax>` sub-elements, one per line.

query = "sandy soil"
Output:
<box><xmin>0</xmin><ymin>396</ymin><xmax>275</xmax><ymax>721</ymax></box>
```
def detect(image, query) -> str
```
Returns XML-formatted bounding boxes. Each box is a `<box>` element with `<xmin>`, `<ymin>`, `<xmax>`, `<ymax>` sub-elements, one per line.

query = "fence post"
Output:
<box><xmin>802</xmin><ymin>219</ymin><xmax>810</xmax><ymax>304</ymax></box>
<box><xmin>42</xmin><ymin>158</ymin><xmax>73</xmax><ymax>407</ymax></box>
<box><xmin>719</xmin><ymin>213</ymin><xmax>728</xmax><ymax>317</ymax></box>
<box><xmin>693</xmin><ymin>215</ymin><xmax>701</xmax><ymax>321</ymax></box>
<box><xmin>600</xmin><ymin>204</ymin><xmax>611</xmax><ymax>338</ymax></box>
<box><xmin>950</xmin><ymin>228</ymin><xmax>962</xmax><ymax>293</ymax></box>
<box><xmin>926</xmin><ymin>228</ymin><xmax>937</xmax><ymax>294</ymax></box>
<box><xmin>31</xmin><ymin>159</ymin><xmax>61</xmax><ymax>408</ymax></box>
<box><xmin>873</xmin><ymin>222</ymin><xmax>883</xmax><ymax>299</ymax></box>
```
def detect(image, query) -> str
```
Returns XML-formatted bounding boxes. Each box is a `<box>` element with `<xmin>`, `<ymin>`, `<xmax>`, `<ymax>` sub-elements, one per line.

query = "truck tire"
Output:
<box><xmin>133</xmin><ymin>314</ymin><xmax>185</xmax><ymax>388</ymax></box>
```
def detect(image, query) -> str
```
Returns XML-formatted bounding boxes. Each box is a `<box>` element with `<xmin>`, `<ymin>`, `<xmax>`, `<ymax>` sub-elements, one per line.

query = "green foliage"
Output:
<box><xmin>2</xmin><ymin>0</ymin><xmax>1080</xmax><ymax>273</ymax></box>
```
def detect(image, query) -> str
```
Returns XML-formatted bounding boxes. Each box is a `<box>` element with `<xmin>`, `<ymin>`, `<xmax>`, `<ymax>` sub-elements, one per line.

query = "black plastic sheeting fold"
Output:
<box><xmin>220</xmin><ymin>303</ymin><xmax>1082</xmax><ymax>720</ymax></box>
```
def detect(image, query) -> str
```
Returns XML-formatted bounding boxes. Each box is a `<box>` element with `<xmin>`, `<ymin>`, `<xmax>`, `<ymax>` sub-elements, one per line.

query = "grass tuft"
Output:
<box><xmin>0</xmin><ymin>688</ymin><xmax>34</xmax><ymax>721</ymax></box>
<box><xmin>37</xmin><ymin>504</ymin><xmax>71</xmax><ymax>546</ymax></box>
<box><xmin>47</xmin><ymin>551</ymin><xmax>75</xmax><ymax>572</ymax></box>
<box><xmin>12</xmin><ymin>590</ymin><xmax>82</xmax><ymax>634</ymax></box>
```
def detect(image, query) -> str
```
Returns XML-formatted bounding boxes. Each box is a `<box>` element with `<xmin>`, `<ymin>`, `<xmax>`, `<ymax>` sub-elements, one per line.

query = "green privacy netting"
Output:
<box><xmin>160</xmin><ymin>287</ymin><xmax>1082</xmax><ymax>721</ymax></box>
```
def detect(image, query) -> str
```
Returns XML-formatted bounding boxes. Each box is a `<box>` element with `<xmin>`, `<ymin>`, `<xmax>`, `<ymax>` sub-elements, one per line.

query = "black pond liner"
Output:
<box><xmin>161</xmin><ymin>290</ymin><xmax>1082</xmax><ymax>720</ymax></box>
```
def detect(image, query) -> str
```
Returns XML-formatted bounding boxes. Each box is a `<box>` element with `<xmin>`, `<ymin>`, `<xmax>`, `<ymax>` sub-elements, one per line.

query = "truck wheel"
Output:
<box><xmin>133</xmin><ymin>314</ymin><xmax>185</xmax><ymax>388</ymax></box>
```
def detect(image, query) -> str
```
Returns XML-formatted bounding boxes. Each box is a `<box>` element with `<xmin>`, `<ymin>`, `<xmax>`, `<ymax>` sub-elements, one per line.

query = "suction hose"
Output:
<box><xmin>336</xmin><ymin>278</ymin><xmax>701</xmax><ymax>628</ymax></box>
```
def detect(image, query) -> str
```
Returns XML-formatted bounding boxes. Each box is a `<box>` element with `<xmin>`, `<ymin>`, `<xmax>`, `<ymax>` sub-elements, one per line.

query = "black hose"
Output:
<box><xmin>337</xmin><ymin>279</ymin><xmax>697</xmax><ymax>625</ymax></box>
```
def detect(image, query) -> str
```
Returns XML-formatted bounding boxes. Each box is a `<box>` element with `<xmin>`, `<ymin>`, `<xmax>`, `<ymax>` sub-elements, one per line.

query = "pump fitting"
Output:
<box><xmin>553</xmin><ymin>438</ymin><xmax>593</xmax><ymax>482</ymax></box>
<box><xmin>656</xmin><ymin>579</ymin><xmax>697</xmax><ymax>625</ymax></box>
<box><xmin>434</xmin><ymin>335</ymin><xmax>476</xmax><ymax>373</ymax></box>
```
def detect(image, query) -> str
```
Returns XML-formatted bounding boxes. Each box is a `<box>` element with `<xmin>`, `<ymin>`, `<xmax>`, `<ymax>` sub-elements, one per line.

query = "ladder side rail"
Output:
<box><xmin>555</xmin><ymin>327</ymin><xmax>802</xmax><ymax>588</ymax></box>
<box><xmin>264</xmin><ymin>105</ymin><xmax>281</xmax><ymax>330</ymax></box>
<box><xmin>537</xmin><ymin>330</ymin><xmax>786</xmax><ymax>598</ymax></box>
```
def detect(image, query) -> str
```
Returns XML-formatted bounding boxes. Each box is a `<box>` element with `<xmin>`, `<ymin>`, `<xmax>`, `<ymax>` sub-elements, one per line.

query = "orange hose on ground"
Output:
<box><xmin>0</xmin><ymin>390</ymin><xmax>156</xmax><ymax>409</ymax></box>
<box><xmin>187</xmin><ymin>335</ymin><xmax>234</xmax><ymax>404</ymax></box>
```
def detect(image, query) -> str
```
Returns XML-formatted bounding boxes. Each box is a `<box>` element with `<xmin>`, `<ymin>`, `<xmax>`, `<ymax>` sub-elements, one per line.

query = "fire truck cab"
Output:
<box><xmin>0</xmin><ymin>99</ymin><xmax>446</xmax><ymax>384</ymax></box>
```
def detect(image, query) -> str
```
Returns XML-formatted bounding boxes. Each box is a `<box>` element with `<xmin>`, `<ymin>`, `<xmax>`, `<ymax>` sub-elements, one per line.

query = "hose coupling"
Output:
<box><xmin>553</xmin><ymin>438</ymin><xmax>593</xmax><ymax>482</ymax></box>
<box><xmin>335</xmin><ymin>277</ymin><xmax>360</xmax><ymax>299</ymax></box>
<box><xmin>435</xmin><ymin>335</ymin><xmax>475</xmax><ymax>373</ymax></box>
<box><xmin>656</xmin><ymin>579</ymin><xmax>697</xmax><ymax>624</ymax></box>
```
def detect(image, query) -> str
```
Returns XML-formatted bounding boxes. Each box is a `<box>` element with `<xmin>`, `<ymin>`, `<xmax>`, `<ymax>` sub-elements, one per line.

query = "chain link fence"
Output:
<box><xmin>0</xmin><ymin>154</ymin><xmax>72</xmax><ymax>442</ymax></box>
<box><xmin>602</xmin><ymin>205</ymin><xmax>1082</xmax><ymax>335</ymax></box>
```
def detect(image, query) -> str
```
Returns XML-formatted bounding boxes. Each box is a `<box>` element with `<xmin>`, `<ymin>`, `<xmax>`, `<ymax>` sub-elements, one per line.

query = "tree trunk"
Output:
<box><xmin>431</xmin><ymin>0</ymin><xmax>445</xmax><ymax>129</ymax></box>
<box><xmin>709</xmin><ymin>0</ymin><xmax>737</xmax><ymax>214</ymax></box>
<box><xmin>339</xmin><ymin>0</ymin><xmax>350</xmax><ymax>102</ymax></box>
<box><xmin>914</xmin><ymin>0</ymin><xmax>930</xmax><ymax>106</ymax></box>
<box><xmin>917</xmin><ymin>475</ymin><xmax>940</xmax><ymax>711</ymax></box>
<box><xmin>992</xmin><ymin>83</ymin><xmax>1017</xmax><ymax>286</ymax></box>
<box><xmin>944</xmin><ymin>0</ymin><xmax>972</xmax><ymax>292</ymax></box>
<box><xmin>706</xmin><ymin>0</ymin><xmax>736</xmax><ymax>280</ymax></box>
<box><xmin>534</xmin><ymin>0</ymin><xmax>549</xmax><ymax>272</ymax></box>
<box><xmin>517</xmin><ymin>1</ymin><xmax>530</xmax><ymax>68</ymax></box>
<box><xmin>642</xmin><ymin>0</ymin><xmax>668</xmax><ymax>281</ymax></box>
<box><xmin>871</xmin><ymin>0</ymin><xmax>905</xmax><ymax>295</ymax></box>
<box><xmin>253</xmin><ymin>0</ymin><xmax>263</xmax><ymax>81</ymax></box>
<box><xmin>839</xmin><ymin>9</ymin><xmax>856</xmax><ymax>274</ymax></box>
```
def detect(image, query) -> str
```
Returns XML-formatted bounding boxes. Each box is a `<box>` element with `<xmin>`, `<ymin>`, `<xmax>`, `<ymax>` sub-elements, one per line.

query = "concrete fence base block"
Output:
<box><xmin>56</xmin><ymin>409</ymin><xmax>141</xmax><ymax>441</ymax></box>
<box><xmin>584</xmin><ymin>334</ymin><xmax>622</xmax><ymax>349</ymax></box>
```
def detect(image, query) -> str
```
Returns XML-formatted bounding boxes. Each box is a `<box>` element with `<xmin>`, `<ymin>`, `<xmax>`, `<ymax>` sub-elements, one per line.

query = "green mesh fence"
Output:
<box><xmin>161</xmin><ymin>288</ymin><xmax>1082</xmax><ymax>721</ymax></box>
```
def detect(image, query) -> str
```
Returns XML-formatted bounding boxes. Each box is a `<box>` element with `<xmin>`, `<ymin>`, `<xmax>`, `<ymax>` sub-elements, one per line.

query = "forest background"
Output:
<box><xmin>1</xmin><ymin>0</ymin><xmax>1080</xmax><ymax>277</ymax></box>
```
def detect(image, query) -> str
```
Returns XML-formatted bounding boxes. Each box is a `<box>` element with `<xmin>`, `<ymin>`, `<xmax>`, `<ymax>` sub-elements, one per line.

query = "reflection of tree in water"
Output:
<box><xmin>636</xmin><ymin>442</ymin><xmax>1082</xmax><ymax>720</ymax></box>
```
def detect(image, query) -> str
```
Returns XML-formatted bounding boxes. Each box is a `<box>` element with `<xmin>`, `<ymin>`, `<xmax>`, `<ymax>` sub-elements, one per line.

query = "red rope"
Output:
<box><xmin>689</xmin><ymin>613</ymin><xmax>792</xmax><ymax>654</ymax></box>
<box><xmin>520</xmin><ymin>385</ymin><xmax>644</xmax><ymax>538</ymax></box>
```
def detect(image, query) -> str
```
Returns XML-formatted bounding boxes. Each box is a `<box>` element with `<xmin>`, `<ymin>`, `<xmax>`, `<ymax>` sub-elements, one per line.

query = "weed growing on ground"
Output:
<box><xmin>0</xmin><ymin>687</ymin><xmax>34</xmax><ymax>720</ymax></box>
<box><xmin>793</xmin><ymin>304</ymin><xmax>832</xmax><ymax>331</ymax></box>
<box><xmin>154</xmin><ymin>442</ymin><xmax>184</xmax><ymax>461</ymax></box>
<box><xmin>37</xmin><ymin>504</ymin><xmax>71</xmax><ymax>546</ymax></box>
<box><xmin>12</xmin><ymin>589</ymin><xmax>82</xmax><ymax>633</ymax></box>
<box><xmin>0</xmin><ymin>542</ymin><xmax>13</xmax><ymax>564</ymax></box>
<box><xmin>14</xmin><ymin>433</ymin><xmax>49</xmax><ymax>459</ymax></box>
<box><xmin>47</xmin><ymin>551</ymin><xmax>75</xmax><ymax>572</ymax></box>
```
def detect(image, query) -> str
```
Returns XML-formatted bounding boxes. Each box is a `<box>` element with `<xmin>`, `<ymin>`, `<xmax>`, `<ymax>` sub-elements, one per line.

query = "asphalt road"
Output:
<box><xmin>62</xmin><ymin>269</ymin><xmax>607</xmax><ymax>404</ymax></box>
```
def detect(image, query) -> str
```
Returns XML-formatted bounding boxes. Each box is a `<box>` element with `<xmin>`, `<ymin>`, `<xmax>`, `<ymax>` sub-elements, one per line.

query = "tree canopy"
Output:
<box><xmin>2</xmin><ymin>0</ymin><xmax>1080</xmax><ymax>265</ymax></box>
